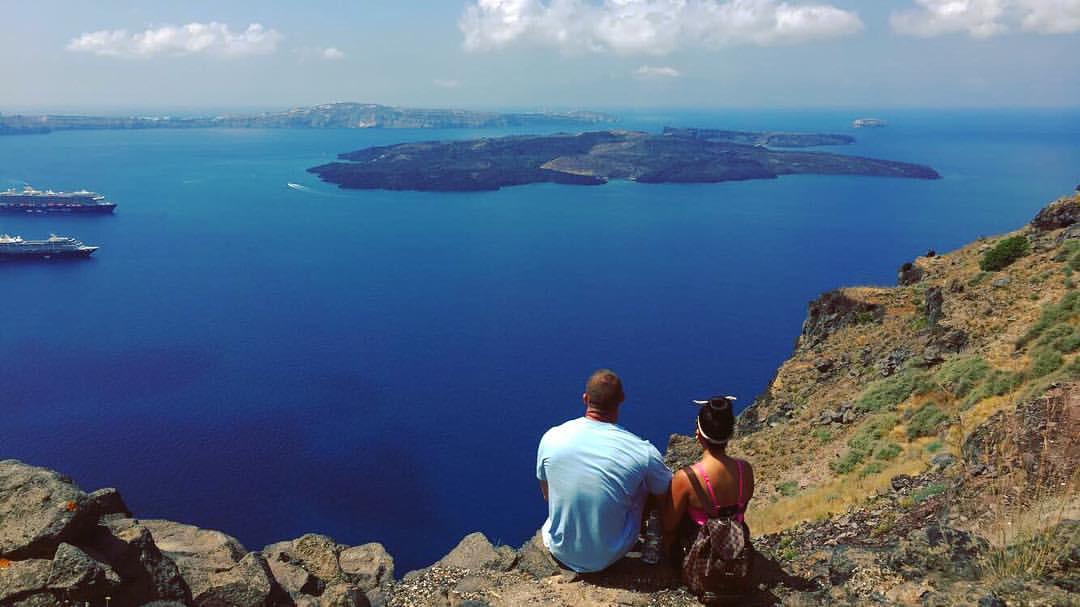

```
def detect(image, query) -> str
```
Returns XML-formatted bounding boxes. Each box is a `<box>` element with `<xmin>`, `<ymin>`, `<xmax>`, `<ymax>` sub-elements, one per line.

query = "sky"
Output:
<box><xmin>1</xmin><ymin>0</ymin><xmax>1078</xmax><ymax>112</ymax></box>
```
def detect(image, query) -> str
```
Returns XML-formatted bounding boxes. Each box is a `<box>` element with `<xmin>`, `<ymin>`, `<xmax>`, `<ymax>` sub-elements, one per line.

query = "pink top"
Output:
<box><xmin>686</xmin><ymin>460</ymin><xmax>746</xmax><ymax>525</ymax></box>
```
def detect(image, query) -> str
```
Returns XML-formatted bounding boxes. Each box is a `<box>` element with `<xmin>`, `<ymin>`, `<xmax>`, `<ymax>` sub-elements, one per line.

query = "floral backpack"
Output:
<box><xmin>679</xmin><ymin>464</ymin><xmax>753</xmax><ymax>602</ymax></box>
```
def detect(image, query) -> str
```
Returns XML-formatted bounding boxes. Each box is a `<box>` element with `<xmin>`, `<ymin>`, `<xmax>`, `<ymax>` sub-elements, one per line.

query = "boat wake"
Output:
<box><xmin>287</xmin><ymin>182</ymin><xmax>311</xmax><ymax>192</ymax></box>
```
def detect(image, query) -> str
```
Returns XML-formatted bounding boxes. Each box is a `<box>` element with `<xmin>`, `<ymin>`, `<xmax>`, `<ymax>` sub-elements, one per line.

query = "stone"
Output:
<box><xmin>814</xmin><ymin>358</ymin><xmax>834</xmax><ymax>374</ymax></box>
<box><xmin>515</xmin><ymin>531</ymin><xmax>560</xmax><ymax>579</ymax></box>
<box><xmin>877</xmin><ymin>348</ymin><xmax>910</xmax><ymax>377</ymax></box>
<box><xmin>930</xmin><ymin>453</ymin><xmax>957</xmax><ymax>470</ymax></box>
<box><xmin>925</xmin><ymin>286</ymin><xmax>944</xmax><ymax>328</ymax></box>
<box><xmin>898</xmin><ymin>261</ymin><xmax>925</xmax><ymax>286</ymax></box>
<box><xmin>799</xmin><ymin>290</ymin><xmax>884</xmax><ymax>349</ymax></box>
<box><xmin>1032</xmin><ymin>195</ymin><xmax>1080</xmax><ymax>231</ymax></box>
<box><xmin>264</xmin><ymin>549</ymin><xmax>320</xmax><ymax>597</ymax></box>
<box><xmin>141</xmin><ymin>519</ymin><xmax>247</xmax><ymax>573</ymax></box>
<box><xmin>339</xmin><ymin>543</ymin><xmax>394</xmax><ymax>591</ymax></box>
<box><xmin>992</xmin><ymin>277</ymin><xmax>1011</xmax><ymax>288</ymax></box>
<box><xmin>193</xmin><ymin>552</ymin><xmax>286</xmax><ymax>607</ymax></box>
<box><xmin>83</xmin><ymin>488</ymin><xmax>131</xmax><ymax>521</ymax></box>
<box><xmin>0</xmin><ymin>558</ymin><xmax>52</xmax><ymax>604</ymax></box>
<box><xmin>0</xmin><ymin>460</ymin><xmax>88</xmax><ymax>559</ymax></box>
<box><xmin>45</xmin><ymin>542</ymin><xmax>118</xmax><ymax>595</ymax></box>
<box><xmin>319</xmin><ymin>582</ymin><xmax>371</xmax><ymax>607</ymax></box>
<box><xmin>978</xmin><ymin>595</ymin><xmax>1007</xmax><ymax>607</ymax></box>
<box><xmin>890</xmin><ymin>475</ymin><xmax>914</xmax><ymax>492</ymax></box>
<box><xmin>92</xmin><ymin>518</ymin><xmax>189</xmax><ymax>604</ymax></box>
<box><xmin>435</xmin><ymin>533</ymin><xmax>515</xmax><ymax>572</ymax></box>
<box><xmin>841</xmin><ymin>408</ymin><xmax>858</xmax><ymax>425</ymax></box>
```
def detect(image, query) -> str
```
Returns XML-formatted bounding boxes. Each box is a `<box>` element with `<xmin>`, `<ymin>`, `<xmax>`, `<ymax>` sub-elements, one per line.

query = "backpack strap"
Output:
<box><xmin>736</xmin><ymin>459</ymin><xmax>744</xmax><ymax>505</ymax></box>
<box><xmin>681</xmin><ymin>465</ymin><xmax>716</xmax><ymax>517</ymax></box>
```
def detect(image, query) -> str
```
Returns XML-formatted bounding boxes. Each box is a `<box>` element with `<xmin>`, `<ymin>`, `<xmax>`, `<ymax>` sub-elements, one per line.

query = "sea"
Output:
<box><xmin>1</xmin><ymin>109</ymin><xmax>1078</xmax><ymax>572</ymax></box>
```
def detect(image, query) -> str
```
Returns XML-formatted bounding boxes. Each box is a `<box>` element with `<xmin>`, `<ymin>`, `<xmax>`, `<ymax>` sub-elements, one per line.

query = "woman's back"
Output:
<box><xmin>684</xmin><ymin>455</ymin><xmax>754</xmax><ymax>524</ymax></box>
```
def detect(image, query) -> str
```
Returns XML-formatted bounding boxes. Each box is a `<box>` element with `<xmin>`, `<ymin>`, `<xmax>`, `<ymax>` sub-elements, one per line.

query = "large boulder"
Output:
<box><xmin>0</xmin><ymin>558</ymin><xmax>52</xmax><ymax>604</ymax></box>
<box><xmin>90</xmin><ymin>518</ymin><xmax>189</xmax><ymax>604</ymax></box>
<box><xmin>0</xmin><ymin>460</ymin><xmax>89</xmax><ymax>559</ymax></box>
<box><xmin>338</xmin><ymin>543</ymin><xmax>394</xmax><ymax>591</ymax></box>
<box><xmin>434</xmin><ymin>533</ymin><xmax>515</xmax><ymax>572</ymax></box>
<box><xmin>799</xmin><ymin>290</ymin><xmax>884</xmax><ymax>349</ymax></box>
<box><xmin>193</xmin><ymin>552</ymin><xmax>287</xmax><ymax>607</ymax></box>
<box><xmin>45</xmin><ymin>542</ymin><xmax>120</xmax><ymax>597</ymax></box>
<box><xmin>514</xmin><ymin>531</ymin><xmax>561</xmax><ymax>579</ymax></box>
<box><xmin>1032</xmin><ymin>194</ymin><xmax>1080</xmax><ymax>231</ymax></box>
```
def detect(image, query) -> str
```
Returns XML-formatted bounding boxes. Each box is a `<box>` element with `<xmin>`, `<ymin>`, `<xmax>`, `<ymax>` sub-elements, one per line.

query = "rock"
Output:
<box><xmin>890</xmin><ymin>475</ymin><xmax>914</xmax><ymax>492</ymax></box>
<box><xmin>83</xmin><ymin>488</ymin><xmax>131</xmax><ymax>521</ymax></box>
<box><xmin>978</xmin><ymin>595</ymin><xmax>1007</xmax><ymax>607</ymax></box>
<box><xmin>889</xmin><ymin>526</ymin><xmax>988</xmax><ymax>580</ymax></box>
<box><xmin>339</xmin><ymin>543</ymin><xmax>394</xmax><ymax>591</ymax></box>
<box><xmin>515</xmin><ymin>531</ymin><xmax>560</xmax><ymax>579</ymax></box>
<box><xmin>1057</xmin><ymin>224</ymin><xmax>1080</xmax><ymax>243</ymax></box>
<box><xmin>193</xmin><ymin>552</ymin><xmax>287</xmax><ymax>607</ymax></box>
<box><xmin>264</xmin><ymin>549</ymin><xmax>320</xmax><ymax>597</ymax></box>
<box><xmin>0</xmin><ymin>460</ymin><xmax>88</xmax><ymax>559</ymax></box>
<box><xmin>841</xmin><ymin>408</ymin><xmax>858</xmax><ymax>425</ymax></box>
<box><xmin>141</xmin><ymin>519</ymin><xmax>247</xmax><ymax>573</ymax></box>
<box><xmin>930</xmin><ymin>453</ymin><xmax>957</xmax><ymax>470</ymax></box>
<box><xmin>0</xmin><ymin>558</ymin><xmax>52</xmax><ymax>604</ymax></box>
<box><xmin>435</xmin><ymin>533</ymin><xmax>515</xmax><ymax>572</ymax></box>
<box><xmin>799</xmin><ymin>290</ymin><xmax>884</xmax><ymax>349</ymax></box>
<box><xmin>91</xmin><ymin>518</ymin><xmax>189</xmax><ymax>604</ymax></box>
<box><xmin>319</xmin><ymin>582</ymin><xmax>371</xmax><ymax>607</ymax></box>
<box><xmin>45</xmin><ymin>542</ymin><xmax>119</xmax><ymax>595</ymax></box>
<box><xmin>898</xmin><ymin>261</ymin><xmax>925</xmax><ymax>286</ymax></box>
<box><xmin>819</xmin><ymin>409</ymin><xmax>839</xmax><ymax>425</ymax></box>
<box><xmin>992</xmin><ymin>277</ymin><xmax>1011</xmax><ymax>288</ymax></box>
<box><xmin>1031</xmin><ymin>195</ymin><xmax>1080</xmax><ymax>231</ymax></box>
<box><xmin>663</xmin><ymin>434</ymin><xmax>702</xmax><ymax>470</ymax></box>
<box><xmin>925</xmin><ymin>286</ymin><xmax>944</xmax><ymax>328</ymax></box>
<box><xmin>814</xmin><ymin>358</ymin><xmax>835</xmax><ymax>374</ymax></box>
<box><xmin>923</xmin><ymin>328</ymin><xmax>968</xmax><ymax>365</ymax></box>
<box><xmin>285</xmin><ymin>534</ymin><xmax>343</xmax><ymax>581</ymax></box>
<box><xmin>876</xmin><ymin>348</ymin><xmax>910</xmax><ymax>377</ymax></box>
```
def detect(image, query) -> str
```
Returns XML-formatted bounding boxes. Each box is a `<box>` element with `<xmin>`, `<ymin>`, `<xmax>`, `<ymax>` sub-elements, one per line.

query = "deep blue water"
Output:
<box><xmin>1</xmin><ymin>109</ymin><xmax>1077</xmax><ymax>572</ymax></box>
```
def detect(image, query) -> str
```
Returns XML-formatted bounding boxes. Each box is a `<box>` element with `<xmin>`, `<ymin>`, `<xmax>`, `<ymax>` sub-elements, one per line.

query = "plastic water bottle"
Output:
<box><xmin>642</xmin><ymin>510</ymin><xmax>661</xmax><ymax>565</ymax></box>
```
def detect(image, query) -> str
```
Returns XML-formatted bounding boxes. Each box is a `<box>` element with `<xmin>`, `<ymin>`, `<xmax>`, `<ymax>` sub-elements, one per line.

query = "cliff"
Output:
<box><xmin>308</xmin><ymin>129</ymin><xmax>939</xmax><ymax>192</ymax></box>
<box><xmin>0</xmin><ymin>104</ymin><xmax>613</xmax><ymax>134</ymax></box>
<box><xmin>2</xmin><ymin>194</ymin><xmax>1078</xmax><ymax>606</ymax></box>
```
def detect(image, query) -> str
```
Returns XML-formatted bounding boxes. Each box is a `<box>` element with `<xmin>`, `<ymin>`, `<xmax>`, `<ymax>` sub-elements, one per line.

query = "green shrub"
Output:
<box><xmin>859</xmin><ymin>462</ymin><xmax>886</xmax><ymax>479</ymax></box>
<box><xmin>776</xmin><ymin>481</ymin><xmax>799</xmax><ymax>497</ymax></box>
<box><xmin>961</xmin><ymin>370</ymin><xmax>1023</xmax><ymax>409</ymax></box>
<box><xmin>934</xmin><ymin>356</ymin><xmax>990</xmax><ymax>398</ymax></box>
<box><xmin>876</xmin><ymin>443</ymin><xmax>902</xmax><ymax>461</ymax></box>
<box><xmin>830</xmin><ymin>450</ymin><xmax>865</xmax><ymax>475</ymax></box>
<box><xmin>913</xmin><ymin>483</ymin><xmax>948</xmax><ymax>503</ymax></box>
<box><xmin>969</xmin><ymin>272</ymin><xmax>989</xmax><ymax>287</ymax></box>
<box><xmin>926</xmin><ymin>440</ymin><xmax>944</xmax><ymax>453</ymax></box>
<box><xmin>980</xmin><ymin>236</ymin><xmax>1029</xmax><ymax>271</ymax></box>
<box><xmin>1051</xmin><ymin>329</ymin><xmax>1080</xmax><ymax>353</ymax></box>
<box><xmin>857</xmin><ymin>368</ymin><xmax>929</xmax><ymax>412</ymax></box>
<box><xmin>1020</xmin><ymin>291</ymin><xmax>1080</xmax><ymax>347</ymax></box>
<box><xmin>1030</xmin><ymin>347</ymin><xmax>1064</xmax><ymax>378</ymax></box>
<box><xmin>813</xmin><ymin>428</ymin><xmax>832</xmax><ymax>443</ymax></box>
<box><xmin>905</xmin><ymin>403</ymin><xmax>951</xmax><ymax>440</ymax></box>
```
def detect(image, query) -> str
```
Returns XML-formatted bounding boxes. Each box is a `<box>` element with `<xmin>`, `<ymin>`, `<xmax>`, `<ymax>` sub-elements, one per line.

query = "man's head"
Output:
<box><xmin>583</xmin><ymin>369</ymin><xmax>625</xmax><ymax>411</ymax></box>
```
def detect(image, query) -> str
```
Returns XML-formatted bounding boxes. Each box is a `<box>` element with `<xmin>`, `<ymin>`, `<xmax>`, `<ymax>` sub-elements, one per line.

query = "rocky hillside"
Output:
<box><xmin>3</xmin><ymin>194</ymin><xmax>1078</xmax><ymax>606</ymax></box>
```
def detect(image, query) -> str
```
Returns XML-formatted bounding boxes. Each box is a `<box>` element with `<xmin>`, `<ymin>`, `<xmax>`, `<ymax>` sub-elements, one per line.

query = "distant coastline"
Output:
<box><xmin>0</xmin><ymin>102</ymin><xmax>614</xmax><ymax>135</ymax></box>
<box><xmin>309</xmin><ymin>127</ymin><xmax>940</xmax><ymax>192</ymax></box>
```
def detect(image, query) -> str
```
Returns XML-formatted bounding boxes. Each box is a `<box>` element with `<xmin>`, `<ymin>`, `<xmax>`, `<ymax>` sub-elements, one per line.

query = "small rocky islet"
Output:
<box><xmin>307</xmin><ymin>127</ymin><xmax>940</xmax><ymax>192</ymax></box>
<box><xmin>3</xmin><ymin>194</ymin><xmax>1079</xmax><ymax>606</ymax></box>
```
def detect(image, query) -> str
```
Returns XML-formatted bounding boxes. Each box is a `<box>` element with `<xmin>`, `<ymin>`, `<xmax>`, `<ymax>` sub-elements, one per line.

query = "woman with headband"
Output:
<box><xmin>661</xmin><ymin>395</ymin><xmax>755</xmax><ymax>600</ymax></box>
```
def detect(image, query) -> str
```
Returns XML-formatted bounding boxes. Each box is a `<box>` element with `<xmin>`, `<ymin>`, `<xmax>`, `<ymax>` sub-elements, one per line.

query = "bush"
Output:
<box><xmin>857</xmin><ymin>368</ymin><xmax>928</xmax><ymax>412</ymax></box>
<box><xmin>1029</xmin><ymin>347</ymin><xmax>1064</xmax><ymax>378</ymax></box>
<box><xmin>776</xmin><ymin>481</ymin><xmax>799</xmax><ymax>497</ymax></box>
<box><xmin>934</xmin><ymin>356</ymin><xmax>990</xmax><ymax>398</ymax></box>
<box><xmin>830</xmin><ymin>450</ymin><xmax>865</xmax><ymax>475</ymax></box>
<box><xmin>925</xmin><ymin>440</ymin><xmax>944</xmax><ymax>453</ymax></box>
<box><xmin>813</xmin><ymin>428</ymin><xmax>832</xmax><ymax>443</ymax></box>
<box><xmin>1020</xmin><ymin>291</ymin><xmax>1080</xmax><ymax>347</ymax></box>
<box><xmin>905</xmin><ymin>403</ymin><xmax>951</xmax><ymax>440</ymax></box>
<box><xmin>859</xmin><ymin>462</ymin><xmax>886</xmax><ymax>479</ymax></box>
<box><xmin>913</xmin><ymin>483</ymin><xmax>948</xmax><ymax>503</ymax></box>
<box><xmin>876</xmin><ymin>443</ymin><xmax>902</xmax><ymax>461</ymax></box>
<box><xmin>980</xmin><ymin>236</ymin><xmax>1029</xmax><ymax>271</ymax></box>
<box><xmin>832</xmin><ymin>415</ymin><xmax>898</xmax><ymax>475</ymax></box>
<box><xmin>962</xmin><ymin>370</ymin><xmax>1023</xmax><ymax>409</ymax></box>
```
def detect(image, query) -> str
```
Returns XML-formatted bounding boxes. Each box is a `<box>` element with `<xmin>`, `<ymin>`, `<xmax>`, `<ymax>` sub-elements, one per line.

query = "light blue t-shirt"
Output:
<box><xmin>537</xmin><ymin>417</ymin><xmax>673</xmax><ymax>573</ymax></box>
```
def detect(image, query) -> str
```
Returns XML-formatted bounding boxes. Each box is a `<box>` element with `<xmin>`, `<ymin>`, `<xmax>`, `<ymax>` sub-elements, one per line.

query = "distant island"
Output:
<box><xmin>0</xmin><ymin>103</ymin><xmax>614</xmax><ymax>135</ymax></box>
<box><xmin>852</xmin><ymin>118</ymin><xmax>887</xmax><ymax>128</ymax></box>
<box><xmin>308</xmin><ymin>128</ymin><xmax>940</xmax><ymax>192</ymax></box>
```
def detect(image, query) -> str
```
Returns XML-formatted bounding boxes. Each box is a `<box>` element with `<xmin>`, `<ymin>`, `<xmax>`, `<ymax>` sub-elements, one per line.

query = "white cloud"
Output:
<box><xmin>67</xmin><ymin>22</ymin><xmax>282</xmax><ymax>58</ymax></box>
<box><xmin>321</xmin><ymin>47</ymin><xmax>345</xmax><ymax>60</ymax></box>
<box><xmin>635</xmin><ymin>64</ymin><xmax>680</xmax><ymax>78</ymax></box>
<box><xmin>891</xmin><ymin>0</ymin><xmax>1080</xmax><ymax>37</ymax></box>
<box><xmin>434</xmin><ymin>79</ymin><xmax>462</xmax><ymax>88</ymax></box>
<box><xmin>459</xmin><ymin>0</ymin><xmax>864</xmax><ymax>55</ymax></box>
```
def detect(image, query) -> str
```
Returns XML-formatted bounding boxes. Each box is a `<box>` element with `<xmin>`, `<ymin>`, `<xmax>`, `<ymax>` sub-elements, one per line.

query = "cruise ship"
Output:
<box><xmin>0</xmin><ymin>234</ymin><xmax>98</xmax><ymax>259</ymax></box>
<box><xmin>0</xmin><ymin>186</ymin><xmax>117</xmax><ymax>214</ymax></box>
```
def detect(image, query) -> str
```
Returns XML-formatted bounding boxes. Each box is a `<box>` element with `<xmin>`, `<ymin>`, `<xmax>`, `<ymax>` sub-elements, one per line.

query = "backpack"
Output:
<box><xmin>679</xmin><ymin>465</ymin><xmax>753</xmax><ymax>602</ymax></box>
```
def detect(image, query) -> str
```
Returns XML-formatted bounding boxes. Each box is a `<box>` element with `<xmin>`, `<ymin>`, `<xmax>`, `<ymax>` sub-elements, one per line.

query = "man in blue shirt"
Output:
<box><xmin>537</xmin><ymin>369</ymin><xmax>673</xmax><ymax>573</ymax></box>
